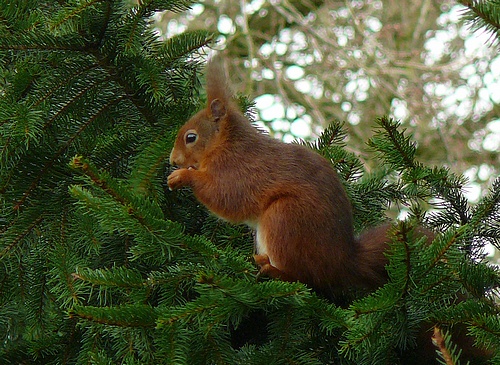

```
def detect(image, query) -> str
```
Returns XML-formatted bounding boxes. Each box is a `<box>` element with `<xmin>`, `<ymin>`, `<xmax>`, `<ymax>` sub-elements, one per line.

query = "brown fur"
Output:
<box><xmin>168</xmin><ymin>58</ymin><xmax>391</xmax><ymax>300</ymax></box>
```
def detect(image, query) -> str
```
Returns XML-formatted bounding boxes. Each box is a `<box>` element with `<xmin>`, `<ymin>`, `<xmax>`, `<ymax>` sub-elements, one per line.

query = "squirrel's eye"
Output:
<box><xmin>185</xmin><ymin>132</ymin><xmax>198</xmax><ymax>144</ymax></box>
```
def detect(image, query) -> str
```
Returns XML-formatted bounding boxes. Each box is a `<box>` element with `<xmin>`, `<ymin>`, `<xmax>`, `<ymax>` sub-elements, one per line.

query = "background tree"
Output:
<box><xmin>1</xmin><ymin>1</ymin><xmax>500</xmax><ymax>364</ymax></box>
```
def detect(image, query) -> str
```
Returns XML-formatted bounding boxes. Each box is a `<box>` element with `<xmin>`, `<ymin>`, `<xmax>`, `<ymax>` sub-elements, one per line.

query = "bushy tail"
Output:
<box><xmin>354</xmin><ymin>223</ymin><xmax>392</xmax><ymax>290</ymax></box>
<box><xmin>356</xmin><ymin>223</ymin><xmax>437</xmax><ymax>289</ymax></box>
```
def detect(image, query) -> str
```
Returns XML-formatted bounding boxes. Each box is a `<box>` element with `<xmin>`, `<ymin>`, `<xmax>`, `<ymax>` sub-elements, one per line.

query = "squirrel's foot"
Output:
<box><xmin>254</xmin><ymin>254</ymin><xmax>289</xmax><ymax>280</ymax></box>
<box><xmin>254</xmin><ymin>254</ymin><xmax>271</xmax><ymax>267</ymax></box>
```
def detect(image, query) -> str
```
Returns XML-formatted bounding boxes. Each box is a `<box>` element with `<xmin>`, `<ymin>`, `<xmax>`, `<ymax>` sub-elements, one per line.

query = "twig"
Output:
<box><xmin>432</xmin><ymin>326</ymin><xmax>455</xmax><ymax>365</ymax></box>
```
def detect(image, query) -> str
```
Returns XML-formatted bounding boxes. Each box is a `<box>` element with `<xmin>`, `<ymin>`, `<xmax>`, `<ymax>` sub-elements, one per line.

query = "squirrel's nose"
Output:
<box><xmin>169</xmin><ymin>149</ymin><xmax>177</xmax><ymax>166</ymax></box>
<box><xmin>169</xmin><ymin>154</ymin><xmax>175</xmax><ymax>167</ymax></box>
<box><xmin>169</xmin><ymin>149</ymin><xmax>184</xmax><ymax>167</ymax></box>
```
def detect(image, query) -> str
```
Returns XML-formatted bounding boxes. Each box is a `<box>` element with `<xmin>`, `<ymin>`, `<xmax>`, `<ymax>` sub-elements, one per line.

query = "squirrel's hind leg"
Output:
<box><xmin>252</xmin><ymin>196</ymin><xmax>311</xmax><ymax>284</ymax></box>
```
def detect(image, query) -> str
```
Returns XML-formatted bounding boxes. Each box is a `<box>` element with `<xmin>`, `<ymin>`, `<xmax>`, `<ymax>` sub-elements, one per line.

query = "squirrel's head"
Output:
<box><xmin>169</xmin><ymin>98</ymin><xmax>227</xmax><ymax>170</ymax></box>
<box><xmin>170</xmin><ymin>56</ymin><xmax>233</xmax><ymax>170</ymax></box>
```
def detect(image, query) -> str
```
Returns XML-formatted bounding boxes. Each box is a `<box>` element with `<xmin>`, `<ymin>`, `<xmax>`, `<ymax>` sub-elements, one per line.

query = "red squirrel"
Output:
<box><xmin>167</xmin><ymin>58</ymin><xmax>491</xmax><ymax>363</ymax></box>
<box><xmin>167</xmin><ymin>57</ymin><xmax>393</xmax><ymax>301</ymax></box>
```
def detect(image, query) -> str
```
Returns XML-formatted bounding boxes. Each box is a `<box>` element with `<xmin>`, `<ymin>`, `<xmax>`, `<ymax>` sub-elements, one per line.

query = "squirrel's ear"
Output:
<box><xmin>210</xmin><ymin>98</ymin><xmax>226</xmax><ymax>119</ymax></box>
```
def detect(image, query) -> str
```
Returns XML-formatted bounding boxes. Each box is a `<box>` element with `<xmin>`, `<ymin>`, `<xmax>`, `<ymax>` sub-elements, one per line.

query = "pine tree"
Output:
<box><xmin>1</xmin><ymin>1</ymin><xmax>499</xmax><ymax>364</ymax></box>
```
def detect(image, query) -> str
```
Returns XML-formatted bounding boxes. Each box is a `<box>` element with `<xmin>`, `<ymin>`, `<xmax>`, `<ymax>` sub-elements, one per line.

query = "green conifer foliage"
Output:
<box><xmin>1</xmin><ymin>1</ymin><xmax>499</xmax><ymax>364</ymax></box>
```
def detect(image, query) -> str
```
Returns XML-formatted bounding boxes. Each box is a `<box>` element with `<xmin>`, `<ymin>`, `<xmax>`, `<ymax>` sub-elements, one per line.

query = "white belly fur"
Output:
<box><xmin>255</xmin><ymin>225</ymin><xmax>275</xmax><ymax>267</ymax></box>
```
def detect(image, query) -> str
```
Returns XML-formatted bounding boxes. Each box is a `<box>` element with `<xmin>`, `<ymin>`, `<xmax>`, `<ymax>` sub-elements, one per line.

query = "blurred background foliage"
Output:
<box><xmin>154</xmin><ymin>0</ymin><xmax>499</xmax><ymax>201</ymax></box>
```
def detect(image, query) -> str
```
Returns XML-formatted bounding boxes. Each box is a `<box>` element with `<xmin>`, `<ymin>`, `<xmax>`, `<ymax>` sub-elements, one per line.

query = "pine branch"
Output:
<box><xmin>69</xmin><ymin>157</ymin><xmax>186</xmax><ymax>261</ymax></box>
<box><xmin>128</xmin><ymin>132</ymin><xmax>175</xmax><ymax>196</ymax></box>
<box><xmin>432</xmin><ymin>326</ymin><xmax>467</xmax><ymax>365</ymax></box>
<box><xmin>468</xmin><ymin>177</ymin><xmax>500</xmax><ymax>251</ymax></box>
<box><xmin>0</xmin><ymin>213</ymin><xmax>44</xmax><ymax>259</ymax></box>
<box><xmin>69</xmin><ymin>304</ymin><xmax>157</xmax><ymax>327</ymax></box>
<box><xmin>368</xmin><ymin>117</ymin><xmax>471</xmax><ymax>228</ymax></box>
<box><xmin>13</xmin><ymin>96</ymin><xmax>125</xmax><ymax>211</ymax></box>
<box><xmin>49</xmin><ymin>0</ymin><xmax>106</xmax><ymax>33</ymax></box>
<box><xmin>73</xmin><ymin>267</ymin><xmax>146</xmax><ymax>288</ymax></box>
<box><xmin>460</xmin><ymin>0</ymin><xmax>500</xmax><ymax>48</ymax></box>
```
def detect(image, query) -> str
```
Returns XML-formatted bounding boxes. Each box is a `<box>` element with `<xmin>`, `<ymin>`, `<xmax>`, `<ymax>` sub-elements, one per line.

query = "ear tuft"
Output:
<box><xmin>210</xmin><ymin>99</ymin><xmax>226</xmax><ymax>119</ymax></box>
<box><xmin>206</xmin><ymin>56</ymin><xmax>233</xmax><ymax>106</ymax></box>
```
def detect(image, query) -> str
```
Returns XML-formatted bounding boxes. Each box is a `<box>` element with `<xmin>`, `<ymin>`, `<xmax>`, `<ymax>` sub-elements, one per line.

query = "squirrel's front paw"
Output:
<box><xmin>167</xmin><ymin>168</ymin><xmax>191</xmax><ymax>190</ymax></box>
